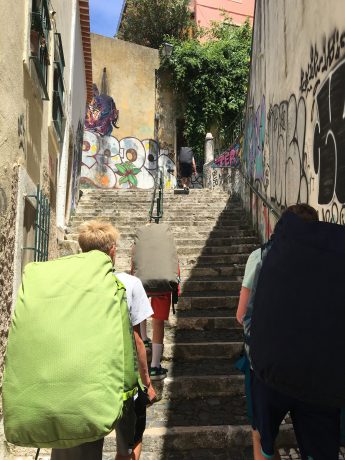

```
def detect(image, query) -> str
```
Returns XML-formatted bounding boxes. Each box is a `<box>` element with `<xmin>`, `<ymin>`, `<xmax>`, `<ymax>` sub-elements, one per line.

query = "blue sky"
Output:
<box><xmin>89</xmin><ymin>0</ymin><xmax>125</xmax><ymax>38</ymax></box>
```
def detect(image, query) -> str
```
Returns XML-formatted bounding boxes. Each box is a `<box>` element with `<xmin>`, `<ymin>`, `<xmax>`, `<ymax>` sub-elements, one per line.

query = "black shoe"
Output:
<box><xmin>149</xmin><ymin>365</ymin><xmax>168</xmax><ymax>381</ymax></box>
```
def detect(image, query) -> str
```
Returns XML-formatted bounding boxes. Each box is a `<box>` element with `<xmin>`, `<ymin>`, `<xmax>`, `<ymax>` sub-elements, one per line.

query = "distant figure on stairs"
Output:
<box><xmin>178</xmin><ymin>146</ymin><xmax>197</xmax><ymax>193</ymax></box>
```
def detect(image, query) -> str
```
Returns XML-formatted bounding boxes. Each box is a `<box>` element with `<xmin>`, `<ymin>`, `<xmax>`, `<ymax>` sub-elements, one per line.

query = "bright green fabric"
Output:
<box><xmin>3</xmin><ymin>250</ymin><xmax>138</xmax><ymax>448</ymax></box>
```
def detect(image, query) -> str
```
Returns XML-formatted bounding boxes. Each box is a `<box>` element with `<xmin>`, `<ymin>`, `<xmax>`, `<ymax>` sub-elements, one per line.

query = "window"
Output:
<box><xmin>22</xmin><ymin>186</ymin><xmax>50</xmax><ymax>262</ymax></box>
<box><xmin>52</xmin><ymin>33</ymin><xmax>65</xmax><ymax>143</ymax></box>
<box><xmin>30</xmin><ymin>0</ymin><xmax>51</xmax><ymax>100</ymax></box>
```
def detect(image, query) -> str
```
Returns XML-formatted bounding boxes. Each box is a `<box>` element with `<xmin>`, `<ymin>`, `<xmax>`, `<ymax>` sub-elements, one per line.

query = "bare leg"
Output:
<box><xmin>252</xmin><ymin>430</ymin><xmax>281</xmax><ymax>460</ymax></box>
<box><xmin>152</xmin><ymin>318</ymin><xmax>164</xmax><ymax>344</ymax></box>
<box><xmin>132</xmin><ymin>441</ymin><xmax>142</xmax><ymax>460</ymax></box>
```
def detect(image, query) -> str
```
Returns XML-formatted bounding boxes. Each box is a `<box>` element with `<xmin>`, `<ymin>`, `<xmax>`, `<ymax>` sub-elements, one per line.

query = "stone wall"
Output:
<box><xmin>0</xmin><ymin>167</ymin><xmax>19</xmax><ymax>386</ymax></box>
<box><xmin>242</xmin><ymin>0</ymin><xmax>345</xmax><ymax>240</ymax></box>
<box><xmin>203</xmin><ymin>163</ymin><xmax>241</xmax><ymax>197</ymax></box>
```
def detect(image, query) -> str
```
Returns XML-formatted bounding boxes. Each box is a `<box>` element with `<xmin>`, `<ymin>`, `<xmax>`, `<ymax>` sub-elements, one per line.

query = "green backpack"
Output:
<box><xmin>3</xmin><ymin>250</ymin><xmax>138</xmax><ymax>448</ymax></box>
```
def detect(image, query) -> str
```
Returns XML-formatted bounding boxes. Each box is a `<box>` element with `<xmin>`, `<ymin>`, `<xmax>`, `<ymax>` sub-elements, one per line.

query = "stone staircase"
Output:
<box><xmin>10</xmin><ymin>188</ymin><xmax>321</xmax><ymax>460</ymax></box>
<box><xmin>64</xmin><ymin>187</ymin><xmax>299</xmax><ymax>460</ymax></box>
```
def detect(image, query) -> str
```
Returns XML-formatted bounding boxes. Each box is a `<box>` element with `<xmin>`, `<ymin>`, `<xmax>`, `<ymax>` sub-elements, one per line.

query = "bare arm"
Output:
<box><xmin>236</xmin><ymin>286</ymin><xmax>251</xmax><ymax>325</ymax></box>
<box><xmin>192</xmin><ymin>157</ymin><xmax>197</xmax><ymax>174</ymax></box>
<box><xmin>133</xmin><ymin>325</ymin><xmax>156</xmax><ymax>402</ymax></box>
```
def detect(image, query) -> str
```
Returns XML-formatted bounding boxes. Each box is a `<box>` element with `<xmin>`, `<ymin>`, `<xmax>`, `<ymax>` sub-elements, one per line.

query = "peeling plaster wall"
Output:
<box><xmin>91</xmin><ymin>35</ymin><xmax>159</xmax><ymax>140</ymax></box>
<box><xmin>242</xmin><ymin>0</ymin><xmax>345</xmax><ymax>241</ymax></box>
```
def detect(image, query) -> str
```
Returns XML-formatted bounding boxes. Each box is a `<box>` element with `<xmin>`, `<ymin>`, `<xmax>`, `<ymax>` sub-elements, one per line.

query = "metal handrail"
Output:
<box><xmin>238</xmin><ymin>167</ymin><xmax>281</xmax><ymax>220</ymax></box>
<box><xmin>149</xmin><ymin>168</ymin><xmax>164</xmax><ymax>223</ymax></box>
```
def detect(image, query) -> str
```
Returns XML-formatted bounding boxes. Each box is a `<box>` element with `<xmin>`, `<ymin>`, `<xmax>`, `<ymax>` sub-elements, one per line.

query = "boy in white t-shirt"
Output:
<box><xmin>51</xmin><ymin>221</ymin><xmax>156</xmax><ymax>460</ymax></box>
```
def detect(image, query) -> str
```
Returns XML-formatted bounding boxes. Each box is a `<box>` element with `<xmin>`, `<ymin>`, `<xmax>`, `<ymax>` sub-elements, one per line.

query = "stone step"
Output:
<box><xmin>181</xmin><ymin>280</ymin><xmax>241</xmax><ymax>293</ymax></box>
<box><xmin>177</xmin><ymin>295</ymin><xmax>238</xmax><ymax>311</ymax></box>
<box><xmin>145</xmin><ymin>394</ymin><xmax>247</xmax><ymax>428</ymax></box>
<box><xmin>164</xmin><ymin>328</ymin><xmax>243</xmax><ymax>344</ymax></box>
<box><xmin>155</xmin><ymin>374</ymin><xmax>244</xmax><ymax>401</ymax></box>
<box><xmin>169</xmin><ymin>316</ymin><xmax>240</xmax><ymax>330</ymax></box>
<box><xmin>175</xmin><ymin>236</ymin><xmax>258</xmax><ymax>246</ymax></box>
<box><xmin>162</xmin><ymin>341</ymin><xmax>243</xmax><ymax>362</ymax></box>
<box><xmin>103</xmin><ymin>424</ymin><xmax>296</xmax><ymax>458</ymax></box>
<box><xmin>180</xmin><ymin>265</ymin><xmax>245</xmax><ymax>279</ymax></box>
<box><xmin>176</xmin><ymin>244</ymin><xmax>257</xmax><ymax>257</ymax></box>
<box><xmin>114</xmin><ymin>253</ymin><xmax>249</xmax><ymax>270</ymax></box>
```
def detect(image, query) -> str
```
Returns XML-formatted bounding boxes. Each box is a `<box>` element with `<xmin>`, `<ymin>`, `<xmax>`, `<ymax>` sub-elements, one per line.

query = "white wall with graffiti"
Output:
<box><xmin>81</xmin><ymin>132</ymin><xmax>176</xmax><ymax>189</ymax></box>
<box><xmin>242</xmin><ymin>0</ymin><xmax>345</xmax><ymax>240</ymax></box>
<box><xmin>81</xmin><ymin>89</ymin><xmax>176</xmax><ymax>190</ymax></box>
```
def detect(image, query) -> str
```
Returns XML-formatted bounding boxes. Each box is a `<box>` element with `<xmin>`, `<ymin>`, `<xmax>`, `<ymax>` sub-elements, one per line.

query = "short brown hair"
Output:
<box><xmin>283</xmin><ymin>203</ymin><xmax>319</xmax><ymax>222</ymax></box>
<box><xmin>78</xmin><ymin>220</ymin><xmax>120</xmax><ymax>253</ymax></box>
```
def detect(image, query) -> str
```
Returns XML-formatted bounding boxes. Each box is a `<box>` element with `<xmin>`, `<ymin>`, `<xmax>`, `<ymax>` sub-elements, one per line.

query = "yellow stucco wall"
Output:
<box><xmin>91</xmin><ymin>34</ymin><xmax>160</xmax><ymax>140</ymax></box>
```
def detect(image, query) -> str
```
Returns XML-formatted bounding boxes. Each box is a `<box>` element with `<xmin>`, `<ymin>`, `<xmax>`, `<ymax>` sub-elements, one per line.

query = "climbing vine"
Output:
<box><xmin>164</xmin><ymin>20</ymin><xmax>252</xmax><ymax>159</ymax></box>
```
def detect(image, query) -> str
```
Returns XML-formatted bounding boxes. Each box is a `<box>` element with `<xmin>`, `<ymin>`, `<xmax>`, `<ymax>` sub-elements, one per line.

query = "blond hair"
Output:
<box><xmin>78</xmin><ymin>220</ymin><xmax>120</xmax><ymax>254</ymax></box>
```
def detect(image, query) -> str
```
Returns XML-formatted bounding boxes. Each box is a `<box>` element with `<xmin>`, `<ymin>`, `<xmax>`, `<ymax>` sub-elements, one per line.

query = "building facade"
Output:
<box><xmin>190</xmin><ymin>0</ymin><xmax>255</xmax><ymax>28</ymax></box>
<box><xmin>0</xmin><ymin>3</ymin><xmax>92</xmax><ymax>452</ymax></box>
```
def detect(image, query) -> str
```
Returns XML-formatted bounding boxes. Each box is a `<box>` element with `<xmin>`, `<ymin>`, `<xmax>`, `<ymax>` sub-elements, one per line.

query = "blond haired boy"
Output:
<box><xmin>51</xmin><ymin>220</ymin><xmax>155</xmax><ymax>460</ymax></box>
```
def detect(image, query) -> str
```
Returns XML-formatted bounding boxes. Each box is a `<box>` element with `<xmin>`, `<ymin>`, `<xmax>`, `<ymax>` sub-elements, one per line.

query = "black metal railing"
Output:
<box><xmin>238</xmin><ymin>167</ymin><xmax>281</xmax><ymax>220</ymax></box>
<box><xmin>23</xmin><ymin>185</ymin><xmax>51</xmax><ymax>261</ymax></box>
<box><xmin>149</xmin><ymin>168</ymin><xmax>164</xmax><ymax>223</ymax></box>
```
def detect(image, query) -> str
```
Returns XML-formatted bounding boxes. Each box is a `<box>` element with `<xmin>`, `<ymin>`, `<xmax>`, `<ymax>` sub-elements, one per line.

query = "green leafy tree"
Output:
<box><xmin>164</xmin><ymin>19</ymin><xmax>252</xmax><ymax>160</ymax></box>
<box><xmin>117</xmin><ymin>0</ymin><xmax>193</xmax><ymax>49</ymax></box>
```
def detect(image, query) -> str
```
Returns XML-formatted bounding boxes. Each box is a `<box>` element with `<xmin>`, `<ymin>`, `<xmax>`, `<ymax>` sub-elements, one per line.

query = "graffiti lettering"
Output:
<box><xmin>300</xmin><ymin>29</ymin><xmax>345</xmax><ymax>97</ymax></box>
<box><xmin>215</xmin><ymin>143</ymin><xmax>240</xmax><ymax>168</ymax></box>
<box><xmin>320</xmin><ymin>204</ymin><xmax>345</xmax><ymax>225</ymax></box>
<box><xmin>267</xmin><ymin>94</ymin><xmax>309</xmax><ymax>207</ymax></box>
<box><xmin>313</xmin><ymin>59</ymin><xmax>345</xmax><ymax>205</ymax></box>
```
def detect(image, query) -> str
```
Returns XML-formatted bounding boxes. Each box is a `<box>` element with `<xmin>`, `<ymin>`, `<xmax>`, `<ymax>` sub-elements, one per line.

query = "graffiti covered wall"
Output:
<box><xmin>81</xmin><ymin>132</ymin><xmax>176</xmax><ymax>189</ymax></box>
<box><xmin>242</xmin><ymin>0</ymin><xmax>345</xmax><ymax>240</ymax></box>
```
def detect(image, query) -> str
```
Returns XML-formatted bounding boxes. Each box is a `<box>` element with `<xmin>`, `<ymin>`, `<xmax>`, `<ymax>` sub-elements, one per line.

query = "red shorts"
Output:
<box><xmin>150</xmin><ymin>293</ymin><xmax>171</xmax><ymax>321</ymax></box>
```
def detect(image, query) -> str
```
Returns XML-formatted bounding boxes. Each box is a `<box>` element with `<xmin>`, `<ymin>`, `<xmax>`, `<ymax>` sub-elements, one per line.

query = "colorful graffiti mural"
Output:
<box><xmin>84</xmin><ymin>84</ymin><xmax>119</xmax><ymax>137</ymax></box>
<box><xmin>81</xmin><ymin>132</ymin><xmax>176</xmax><ymax>190</ymax></box>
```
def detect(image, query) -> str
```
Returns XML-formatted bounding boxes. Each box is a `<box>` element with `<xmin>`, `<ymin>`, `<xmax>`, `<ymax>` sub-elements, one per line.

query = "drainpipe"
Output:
<box><xmin>56</xmin><ymin>0</ymin><xmax>77</xmax><ymax>234</ymax></box>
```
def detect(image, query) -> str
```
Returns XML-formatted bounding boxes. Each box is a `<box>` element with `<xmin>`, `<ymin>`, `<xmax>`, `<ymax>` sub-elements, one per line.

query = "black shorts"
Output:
<box><xmin>250</xmin><ymin>371</ymin><xmax>340</xmax><ymax>460</ymax></box>
<box><xmin>50</xmin><ymin>388</ymin><xmax>147</xmax><ymax>459</ymax></box>
<box><xmin>179</xmin><ymin>162</ymin><xmax>193</xmax><ymax>178</ymax></box>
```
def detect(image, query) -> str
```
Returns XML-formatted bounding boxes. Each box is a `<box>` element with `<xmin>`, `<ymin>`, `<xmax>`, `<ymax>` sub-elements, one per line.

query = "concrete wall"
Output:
<box><xmin>242</xmin><ymin>0</ymin><xmax>345</xmax><ymax>241</ymax></box>
<box><xmin>91</xmin><ymin>35</ymin><xmax>159</xmax><ymax>140</ymax></box>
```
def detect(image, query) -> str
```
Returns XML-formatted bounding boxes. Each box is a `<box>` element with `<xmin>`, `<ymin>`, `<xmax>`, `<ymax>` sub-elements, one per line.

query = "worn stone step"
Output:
<box><xmin>103</xmin><ymin>424</ymin><xmax>296</xmax><ymax>456</ymax></box>
<box><xmin>162</xmin><ymin>341</ymin><xmax>243</xmax><ymax>362</ymax></box>
<box><xmin>176</xmin><ymin>236</ymin><xmax>258</xmax><ymax>247</ymax></box>
<box><xmin>177</xmin><ymin>295</ymin><xmax>238</xmax><ymax>311</ymax></box>
<box><xmin>156</xmin><ymin>374</ymin><xmax>244</xmax><ymax>401</ymax></box>
<box><xmin>160</xmin><ymin>358</ymin><xmax>241</xmax><ymax>377</ymax></box>
<box><xmin>181</xmin><ymin>280</ymin><xmax>241</xmax><ymax>293</ymax></box>
<box><xmin>176</xmin><ymin>308</ymin><xmax>237</xmax><ymax>318</ymax></box>
<box><xmin>179</xmin><ymin>253</ymin><xmax>249</xmax><ymax>266</ymax></box>
<box><xmin>145</xmin><ymin>394</ymin><xmax>247</xmax><ymax>428</ymax></box>
<box><xmin>180</xmin><ymin>265</ymin><xmax>245</xmax><ymax>279</ymax></box>
<box><xmin>169</xmin><ymin>315</ymin><xmax>240</xmax><ymax>330</ymax></box>
<box><xmin>165</xmin><ymin>328</ymin><xmax>243</xmax><ymax>344</ymax></box>
<box><xmin>177</xmin><ymin>244</ymin><xmax>257</xmax><ymax>256</ymax></box>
